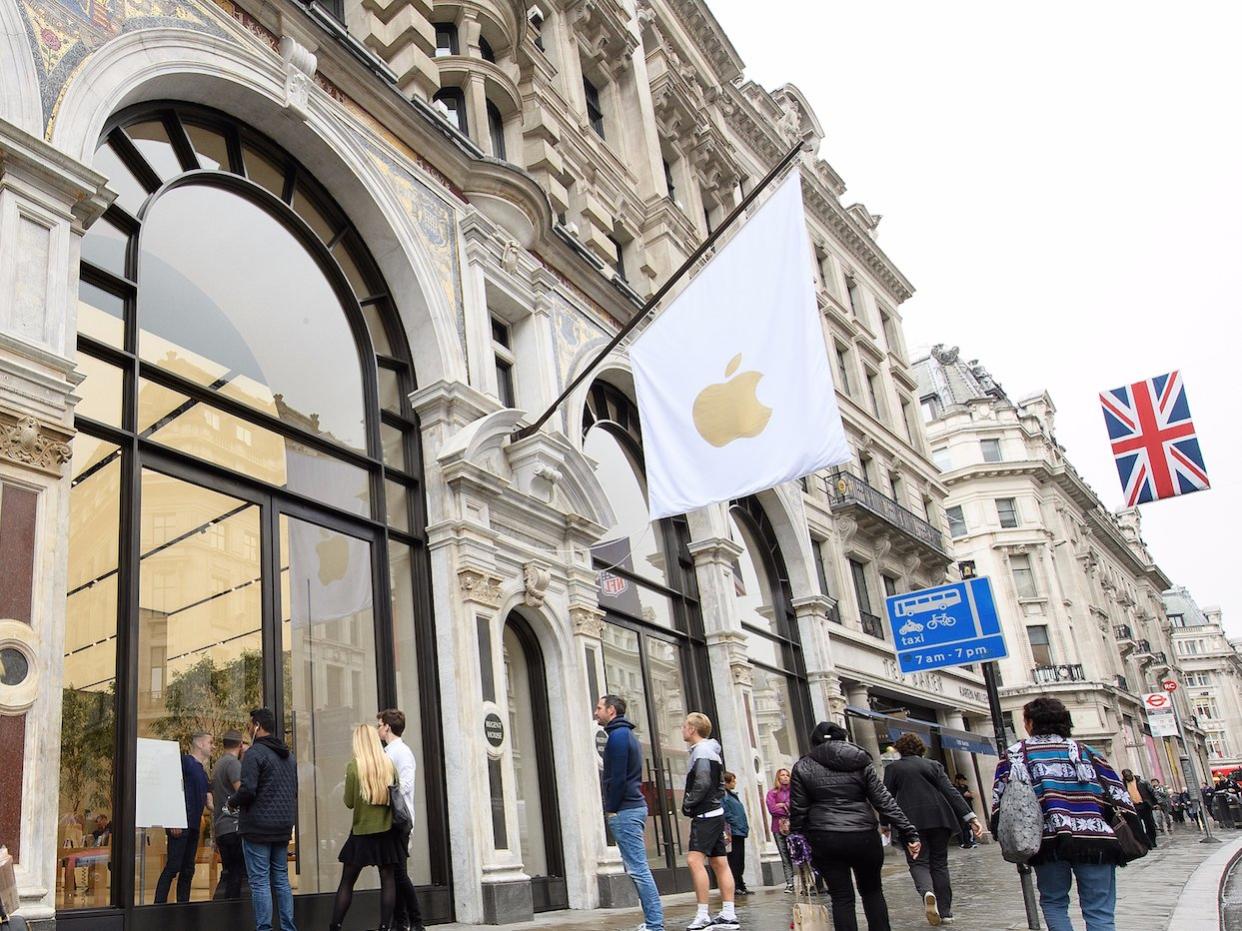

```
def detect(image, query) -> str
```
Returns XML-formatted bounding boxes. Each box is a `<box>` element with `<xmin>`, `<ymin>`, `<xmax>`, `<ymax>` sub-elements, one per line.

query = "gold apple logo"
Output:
<box><xmin>692</xmin><ymin>354</ymin><xmax>773</xmax><ymax>447</ymax></box>
<box><xmin>315</xmin><ymin>530</ymin><xmax>350</xmax><ymax>585</ymax></box>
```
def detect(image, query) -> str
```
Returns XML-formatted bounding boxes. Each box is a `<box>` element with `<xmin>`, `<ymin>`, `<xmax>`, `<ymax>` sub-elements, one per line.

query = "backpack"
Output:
<box><xmin>997</xmin><ymin>742</ymin><xmax>1044</xmax><ymax>863</ymax></box>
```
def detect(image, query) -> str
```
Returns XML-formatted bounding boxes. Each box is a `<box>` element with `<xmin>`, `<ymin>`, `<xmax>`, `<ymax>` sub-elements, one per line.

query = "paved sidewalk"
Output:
<box><xmin>441</xmin><ymin>826</ymin><xmax>1236</xmax><ymax>931</ymax></box>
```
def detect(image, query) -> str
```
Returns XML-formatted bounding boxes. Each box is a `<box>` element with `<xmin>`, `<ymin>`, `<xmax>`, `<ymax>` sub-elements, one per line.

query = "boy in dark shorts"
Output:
<box><xmin>681</xmin><ymin>713</ymin><xmax>738</xmax><ymax>931</ymax></box>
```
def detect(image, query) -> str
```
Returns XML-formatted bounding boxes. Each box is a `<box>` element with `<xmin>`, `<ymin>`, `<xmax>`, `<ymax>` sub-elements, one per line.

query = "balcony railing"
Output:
<box><xmin>1114</xmin><ymin>674</ymin><xmax>1129</xmax><ymax>691</ymax></box>
<box><xmin>1152</xmin><ymin>651</ymin><xmax>1168</xmax><ymax>665</ymax></box>
<box><xmin>1033</xmin><ymin>664</ymin><xmax>1086</xmax><ymax>684</ymax></box>
<box><xmin>1114</xmin><ymin>624</ymin><xmax>1134</xmax><ymax>641</ymax></box>
<box><xmin>860</xmin><ymin>610</ymin><xmax>885</xmax><ymax>639</ymax></box>
<box><xmin>827</xmin><ymin>470</ymin><xmax>949</xmax><ymax>558</ymax></box>
<box><xmin>1136</xmin><ymin>639</ymin><xmax>1152</xmax><ymax>654</ymax></box>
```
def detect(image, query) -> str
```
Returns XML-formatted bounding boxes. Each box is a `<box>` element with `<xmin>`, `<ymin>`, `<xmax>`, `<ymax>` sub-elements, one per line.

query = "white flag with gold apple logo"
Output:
<box><xmin>631</xmin><ymin>171</ymin><xmax>850</xmax><ymax>519</ymax></box>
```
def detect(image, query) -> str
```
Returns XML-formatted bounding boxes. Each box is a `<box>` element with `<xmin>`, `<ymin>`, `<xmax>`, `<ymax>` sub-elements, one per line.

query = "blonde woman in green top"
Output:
<box><xmin>330</xmin><ymin>724</ymin><xmax>406</xmax><ymax>931</ymax></box>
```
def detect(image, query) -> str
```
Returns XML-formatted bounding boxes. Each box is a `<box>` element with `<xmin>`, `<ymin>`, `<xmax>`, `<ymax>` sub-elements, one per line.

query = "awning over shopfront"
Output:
<box><xmin>939</xmin><ymin>726</ymin><xmax>995</xmax><ymax>756</ymax></box>
<box><xmin>845</xmin><ymin>706</ymin><xmax>994</xmax><ymax>755</ymax></box>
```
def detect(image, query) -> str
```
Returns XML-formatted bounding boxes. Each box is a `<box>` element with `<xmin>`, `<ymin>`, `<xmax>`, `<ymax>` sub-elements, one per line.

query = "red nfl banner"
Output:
<box><xmin>1099</xmin><ymin>370</ymin><xmax>1210</xmax><ymax>506</ymax></box>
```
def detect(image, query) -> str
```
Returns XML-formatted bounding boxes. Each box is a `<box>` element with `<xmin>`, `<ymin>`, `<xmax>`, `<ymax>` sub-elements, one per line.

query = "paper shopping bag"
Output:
<box><xmin>0</xmin><ymin>846</ymin><xmax>19</xmax><ymax>918</ymax></box>
<box><xmin>792</xmin><ymin>901</ymin><xmax>831</xmax><ymax>931</ymax></box>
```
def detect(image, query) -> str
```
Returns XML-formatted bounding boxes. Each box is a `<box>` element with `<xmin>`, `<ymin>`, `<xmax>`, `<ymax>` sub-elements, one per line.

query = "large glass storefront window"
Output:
<box><xmin>57</xmin><ymin>104</ymin><xmax>444</xmax><ymax>920</ymax></box>
<box><xmin>585</xmin><ymin>382</ymin><xmax>710</xmax><ymax>894</ymax></box>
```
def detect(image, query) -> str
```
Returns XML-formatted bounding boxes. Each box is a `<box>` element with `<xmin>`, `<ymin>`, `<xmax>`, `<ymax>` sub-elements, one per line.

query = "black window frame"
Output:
<box><xmin>433</xmin><ymin>87</ymin><xmax>468</xmax><ymax>134</ymax></box>
<box><xmin>434</xmin><ymin>22</ymin><xmax>459</xmax><ymax>56</ymax></box>
<box><xmin>583</xmin><ymin>76</ymin><xmax>605</xmax><ymax>138</ymax></box>
<box><xmin>486</xmin><ymin>100</ymin><xmax>507</xmax><ymax>160</ymax></box>
<box><xmin>62</xmin><ymin>101</ymin><xmax>452</xmax><ymax>927</ymax></box>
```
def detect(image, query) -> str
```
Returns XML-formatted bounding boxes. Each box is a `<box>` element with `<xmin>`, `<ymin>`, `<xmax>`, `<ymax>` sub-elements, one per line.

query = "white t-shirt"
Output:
<box><xmin>384</xmin><ymin>735</ymin><xmax>418</xmax><ymax>829</ymax></box>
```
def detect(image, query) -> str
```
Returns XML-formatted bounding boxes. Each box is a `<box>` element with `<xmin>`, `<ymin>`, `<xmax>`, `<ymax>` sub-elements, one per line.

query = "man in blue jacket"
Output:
<box><xmin>595</xmin><ymin>694</ymin><xmax>664</xmax><ymax>931</ymax></box>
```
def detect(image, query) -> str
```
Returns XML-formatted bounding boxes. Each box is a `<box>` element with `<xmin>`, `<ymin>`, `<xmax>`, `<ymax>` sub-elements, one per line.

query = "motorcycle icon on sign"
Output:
<box><xmin>899</xmin><ymin>620</ymin><xmax>923</xmax><ymax>636</ymax></box>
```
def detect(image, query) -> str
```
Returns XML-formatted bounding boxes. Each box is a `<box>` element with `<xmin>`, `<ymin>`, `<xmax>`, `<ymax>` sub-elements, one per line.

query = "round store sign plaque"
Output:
<box><xmin>484</xmin><ymin>711</ymin><xmax>505</xmax><ymax>748</ymax></box>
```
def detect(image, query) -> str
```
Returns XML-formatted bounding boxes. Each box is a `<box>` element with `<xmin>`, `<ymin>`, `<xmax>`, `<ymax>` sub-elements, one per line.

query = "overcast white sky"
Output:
<box><xmin>708</xmin><ymin>1</ymin><xmax>1240</xmax><ymax>635</ymax></box>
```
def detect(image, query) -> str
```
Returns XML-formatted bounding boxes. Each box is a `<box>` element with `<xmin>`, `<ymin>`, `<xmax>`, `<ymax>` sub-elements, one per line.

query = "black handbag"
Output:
<box><xmin>1085</xmin><ymin>748</ymin><xmax>1148</xmax><ymax>863</ymax></box>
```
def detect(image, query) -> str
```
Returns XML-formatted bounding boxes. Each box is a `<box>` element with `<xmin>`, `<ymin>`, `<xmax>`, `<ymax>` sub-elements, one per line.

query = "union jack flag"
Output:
<box><xmin>1099</xmin><ymin>371</ymin><xmax>1210</xmax><ymax>506</ymax></box>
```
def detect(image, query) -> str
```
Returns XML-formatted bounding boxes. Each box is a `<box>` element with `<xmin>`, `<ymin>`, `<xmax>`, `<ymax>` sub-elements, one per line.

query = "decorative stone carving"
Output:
<box><xmin>522</xmin><ymin>562</ymin><xmax>551</xmax><ymax>608</ymax></box>
<box><xmin>501</xmin><ymin>238</ymin><xmax>520</xmax><ymax>273</ymax></box>
<box><xmin>0</xmin><ymin>415</ymin><xmax>71</xmax><ymax>475</ymax></box>
<box><xmin>458</xmin><ymin>568</ymin><xmax>504</xmax><ymax>607</ymax></box>
<box><xmin>279</xmin><ymin>36</ymin><xmax>317</xmax><ymax>119</ymax></box>
<box><xmin>570</xmin><ymin>603</ymin><xmax>606</xmax><ymax>639</ymax></box>
<box><xmin>834</xmin><ymin>514</ymin><xmax>857</xmax><ymax>549</ymax></box>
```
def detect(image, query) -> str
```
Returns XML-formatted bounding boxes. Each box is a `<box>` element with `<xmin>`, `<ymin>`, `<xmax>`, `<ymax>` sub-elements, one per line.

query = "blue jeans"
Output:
<box><xmin>609</xmin><ymin>806</ymin><xmax>664</xmax><ymax>931</ymax></box>
<box><xmin>1033</xmin><ymin>859</ymin><xmax>1117</xmax><ymax>931</ymax></box>
<box><xmin>242</xmin><ymin>839</ymin><xmax>297</xmax><ymax>931</ymax></box>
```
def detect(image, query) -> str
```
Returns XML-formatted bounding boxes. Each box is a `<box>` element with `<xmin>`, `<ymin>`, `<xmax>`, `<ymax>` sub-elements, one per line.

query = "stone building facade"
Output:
<box><xmin>0</xmin><ymin>0</ymin><xmax>992</xmax><ymax>927</ymax></box>
<box><xmin>1164</xmin><ymin>587</ymin><xmax>1242</xmax><ymax>779</ymax></box>
<box><xmin>915</xmin><ymin>345</ymin><xmax>1210</xmax><ymax>787</ymax></box>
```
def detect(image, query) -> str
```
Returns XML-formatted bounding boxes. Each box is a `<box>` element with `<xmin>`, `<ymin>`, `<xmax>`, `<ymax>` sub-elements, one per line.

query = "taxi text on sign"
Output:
<box><xmin>884</xmin><ymin>577</ymin><xmax>1008</xmax><ymax>674</ymax></box>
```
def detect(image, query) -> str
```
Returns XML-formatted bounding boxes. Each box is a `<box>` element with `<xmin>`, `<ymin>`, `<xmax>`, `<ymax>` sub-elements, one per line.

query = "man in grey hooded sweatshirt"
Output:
<box><xmin>681</xmin><ymin>712</ymin><xmax>738</xmax><ymax>931</ymax></box>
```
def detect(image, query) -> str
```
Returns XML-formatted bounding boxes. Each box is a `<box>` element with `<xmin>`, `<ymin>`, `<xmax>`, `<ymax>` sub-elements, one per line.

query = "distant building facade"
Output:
<box><xmin>915</xmin><ymin>345</ymin><xmax>1209</xmax><ymax>786</ymax></box>
<box><xmin>1165</xmin><ymin>587</ymin><xmax>1242</xmax><ymax>780</ymax></box>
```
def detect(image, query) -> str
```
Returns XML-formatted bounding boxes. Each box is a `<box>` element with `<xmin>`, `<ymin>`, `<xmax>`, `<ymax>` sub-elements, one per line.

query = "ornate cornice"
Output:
<box><xmin>0</xmin><ymin>412</ymin><xmax>71</xmax><ymax>476</ymax></box>
<box><xmin>661</xmin><ymin>0</ymin><xmax>744</xmax><ymax>84</ymax></box>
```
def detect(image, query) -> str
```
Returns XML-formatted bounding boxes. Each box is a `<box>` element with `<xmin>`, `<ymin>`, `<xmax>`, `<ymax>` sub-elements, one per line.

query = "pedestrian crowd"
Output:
<box><xmin>599</xmin><ymin>693</ymin><xmax>1203</xmax><ymax>931</ymax></box>
<box><xmin>124</xmin><ymin>693</ymin><xmax>1218</xmax><ymax>931</ymax></box>
<box><xmin>139</xmin><ymin>706</ymin><xmax>424</xmax><ymax>931</ymax></box>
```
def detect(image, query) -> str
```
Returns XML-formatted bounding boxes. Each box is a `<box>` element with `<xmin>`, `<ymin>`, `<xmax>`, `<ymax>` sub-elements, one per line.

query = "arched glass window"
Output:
<box><xmin>59</xmin><ymin>104</ymin><xmax>447</xmax><ymax>920</ymax></box>
<box><xmin>583</xmin><ymin>381</ymin><xmax>712</xmax><ymax>891</ymax></box>
<box><xmin>727</xmin><ymin>497</ymin><xmax>812</xmax><ymax>825</ymax></box>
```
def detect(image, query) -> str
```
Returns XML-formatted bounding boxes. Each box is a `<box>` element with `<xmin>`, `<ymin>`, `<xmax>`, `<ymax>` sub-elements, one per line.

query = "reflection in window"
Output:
<box><xmin>433</xmin><ymin>88</ymin><xmax>468</xmax><ymax>134</ymax></box>
<box><xmin>504</xmin><ymin>624</ymin><xmax>547</xmax><ymax>875</ymax></box>
<box><xmin>133</xmin><ymin>470</ymin><xmax>263</xmax><ymax>905</ymax></box>
<box><xmin>127</xmin><ymin>120</ymin><xmax>182</xmax><ymax>180</ymax></box>
<box><xmin>281</xmin><ymin>514</ymin><xmax>379</xmax><ymax>894</ymax></box>
<box><xmin>137</xmin><ymin>184</ymin><xmax>367</xmax><ymax>450</ymax></box>
<box><xmin>585</xmin><ymin>427</ymin><xmax>668</xmax><ymax>589</ymax></box>
<box><xmin>58</xmin><ymin>438</ymin><xmax>121</xmax><ymax>909</ymax></box>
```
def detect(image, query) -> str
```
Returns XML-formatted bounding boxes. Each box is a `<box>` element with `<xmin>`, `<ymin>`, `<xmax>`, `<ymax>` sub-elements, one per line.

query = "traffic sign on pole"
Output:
<box><xmin>1162</xmin><ymin>679</ymin><xmax>1178</xmax><ymax>692</ymax></box>
<box><xmin>885</xmin><ymin>577</ymin><xmax>1008</xmax><ymax>673</ymax></box>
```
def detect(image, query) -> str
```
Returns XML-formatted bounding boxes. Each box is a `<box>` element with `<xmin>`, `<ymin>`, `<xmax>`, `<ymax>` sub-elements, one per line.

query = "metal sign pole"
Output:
<box><xmin>982</xmin><ymin>662</ymin><xmax>1042</xmax><ymax>930</ymax></box>
<box><xmin>1170</xmin><ymin>696</ymin><xmax>1218</xmax><ymax>844</ymax></box>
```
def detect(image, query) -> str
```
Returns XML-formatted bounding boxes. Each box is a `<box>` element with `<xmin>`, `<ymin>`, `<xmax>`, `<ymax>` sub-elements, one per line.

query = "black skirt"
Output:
<box><xmin>338</xmin><ymin>827</ymin><xmax>407</xmax><ymax>866</ymax></box>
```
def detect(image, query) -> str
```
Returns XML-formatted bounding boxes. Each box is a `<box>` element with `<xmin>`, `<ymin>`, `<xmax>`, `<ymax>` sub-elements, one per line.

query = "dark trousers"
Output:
<box><xmin>806</xmin><ymin>829</ymin><xmax>890</xmax><ymax>931</ymax></box>
<box><xmin>154</xmin><ymin>828</ymin><xmax>199</xmax><ymax>903</ymax></box>
<box><xmin>904</xmin><ymin>827</ymin><xmax>953</xmax><ymax>917</ymax></box>
<box><xmin>727</xmin><ymin>835</ymin><xmax>748</xmax><ymax>891</ymax></box>
<box><xmin>392</xmin><ymin>828</ymin><xmax>424</xmax><ymax>929</ymax></box>
<box><xmin>1136</xmin><ymin>803</ymin><xmax>1159</xmax><ymax>848</ymax></box>
<box><xmin>213</xmin><ymin>832</ymin><xmax>246</xmax><ymax>900</ymax></box>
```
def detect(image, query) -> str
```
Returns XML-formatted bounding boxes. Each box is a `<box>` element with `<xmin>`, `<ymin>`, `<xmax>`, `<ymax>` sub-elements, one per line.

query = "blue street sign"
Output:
<box><xmin>885</xmin><ymin>577</ymin><xmax>1008</xmax><ymax>673</ymax></box>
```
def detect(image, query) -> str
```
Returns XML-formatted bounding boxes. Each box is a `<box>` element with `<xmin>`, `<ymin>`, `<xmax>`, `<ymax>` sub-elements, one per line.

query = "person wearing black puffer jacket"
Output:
<box><xmin>790</xmin><ymin>722</ymin><xmax>920</xmax><ymax>931</ymax></box>
<box><xmin>229</xmin><ymin>708</ymin><xmax>298</xmax><ymax>931</ymax></box>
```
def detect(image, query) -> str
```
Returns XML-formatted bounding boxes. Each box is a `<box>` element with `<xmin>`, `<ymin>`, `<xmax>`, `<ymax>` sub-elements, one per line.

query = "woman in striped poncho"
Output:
<box><xmin>990</xmin><ymin>697</ymin><xmax>1136</xmax><ymax>931</ymax></box>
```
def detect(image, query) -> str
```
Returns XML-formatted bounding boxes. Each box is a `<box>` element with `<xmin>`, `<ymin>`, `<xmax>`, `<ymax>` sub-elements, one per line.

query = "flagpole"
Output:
<box><xmin>510</xmin><ymin>139</ymin><xmax>810</xmax><ymax>443</ymax></box>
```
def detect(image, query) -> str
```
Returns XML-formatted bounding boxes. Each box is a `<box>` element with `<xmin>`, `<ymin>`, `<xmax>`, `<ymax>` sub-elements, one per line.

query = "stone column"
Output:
<box><xmin>845</xmin><ymin>682</ymin><xmax>883</xmax><ymax>761</ymax></box>
<box><xmin>0</xmin><ymin>117</ymin><xmax>110</xmax><ymax>928</ymax></box>
<box><xmin>943</xmin><ymin>710</ymin><xmax>988</xmax><ymax>823</ymax></box>
<box><xmin>687</xmin><ymin>534</ymin><xmax>764</xmax><ymax>892</ymax></box>
<box><xmin>791</xmin><ymin>594</ymin><xmax>846</xmax><ymax>725</ymax></box>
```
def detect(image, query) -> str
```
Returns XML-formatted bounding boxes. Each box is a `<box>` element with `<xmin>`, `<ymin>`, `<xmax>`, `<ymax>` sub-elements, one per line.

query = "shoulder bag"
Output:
<box><xmin>996</xmin><ymin>741</ymin><xmax>1044</xmax><ymax>863</ymax></box>
<box><xmin>1085</xmin><ymin>747</ymin><xmax>1148</xmax><ymax>863</ymax></box>
<box><xmin>389</xmin><ymin>779</ymin><xmax>413</xmax><ymax>832</ymax></box>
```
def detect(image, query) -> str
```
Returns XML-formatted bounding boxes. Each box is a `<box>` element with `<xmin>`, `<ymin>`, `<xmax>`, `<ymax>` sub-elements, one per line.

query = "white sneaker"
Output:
<box><xmin>686</xmin><ymin>917</ymin><xmax>714</xmax><ymax>931</ymax></box>
<box><xmin>925</xmin><ymin>891</ymin><xmax>942</xmax><ymax>926</ymax></box>
<box><xmin>711</xmin><ymin>917</ymin><xmax>740</xmax><ymax>931</ymax></box>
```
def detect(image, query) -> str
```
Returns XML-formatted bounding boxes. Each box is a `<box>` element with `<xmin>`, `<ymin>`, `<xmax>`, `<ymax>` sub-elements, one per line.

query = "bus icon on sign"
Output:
<box><xmin>893</xmin><ymin>589</ymin><xmax>962</xmax><ymax>618</ymax></box>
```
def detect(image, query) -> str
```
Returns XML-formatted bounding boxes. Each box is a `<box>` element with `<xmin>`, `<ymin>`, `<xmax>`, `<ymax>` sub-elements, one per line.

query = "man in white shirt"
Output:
<box><xmin>378</xmin><ymin>708</ymin><xmax>424</xmax><ymax>931</ymax></box>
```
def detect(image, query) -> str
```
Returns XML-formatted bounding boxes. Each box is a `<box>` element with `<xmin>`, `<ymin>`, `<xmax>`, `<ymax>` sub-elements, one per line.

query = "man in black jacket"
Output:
<box><xmin>882</xmin><ymin>733</ymin><xmax>982</xmax><ymax>927</ymax></box>
<box><xmin>1122</xmin><ymin>769</ymin><xmax>1159</xmax><ymax>849</ymax></box>
<box><xmin>681</xmin><ymin>713</ymin><xmax>737</xmax><ymax>931</ymax></box>
<box><xmin>229</xmin><ymin>708</ymin><xmax>298</xmax><ymax>931</ymax></box>
<box><xmin>595</xmin><ymin>695</ymin><xmax>664</xmax><ymax>931</ymax></box>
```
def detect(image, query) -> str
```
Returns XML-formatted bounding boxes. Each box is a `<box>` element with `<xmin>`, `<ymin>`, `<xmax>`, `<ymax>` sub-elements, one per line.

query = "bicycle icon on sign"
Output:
<box><xmin>925</xmin><ymin>613</ymin><xmax>957</xmax><ymax>630</ymax></box>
